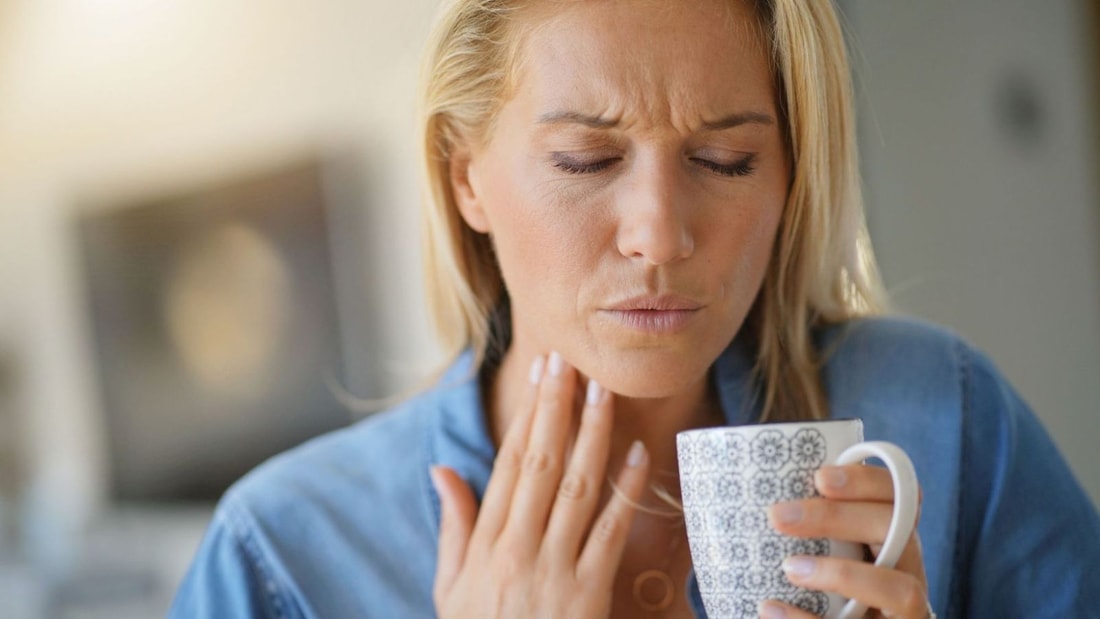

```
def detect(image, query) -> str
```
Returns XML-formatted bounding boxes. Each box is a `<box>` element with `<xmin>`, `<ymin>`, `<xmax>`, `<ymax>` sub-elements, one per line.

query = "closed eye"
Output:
<box><xmin>551</xmin><ymin>153</ymin><xmax>756</xmax><ymax>176</ymax></box>
<box><xmin>552</xmin><ymin>155</ymin><xmax>620</xmax><ymax>175</ymax></box>
<box><xmin>691</xmin><ymin>154</ymin><xmax>757</xmax><ymax>177</ymax></box>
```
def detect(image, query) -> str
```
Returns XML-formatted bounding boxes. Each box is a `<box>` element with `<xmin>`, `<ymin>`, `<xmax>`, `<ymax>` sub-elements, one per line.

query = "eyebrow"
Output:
<box><xmin>536</xmin><ymin>111</ymin><xmax>619</xmax><ymax>128</ymax></box>
<box><xmin>701</xmin><ymin>111</ymin><xmax>776</xmax><ymax>131</ymax></box>
<box><xmin>535</xmin><ymin>110</ymin><xmax>776</xmax><ymax>130</ymax></box>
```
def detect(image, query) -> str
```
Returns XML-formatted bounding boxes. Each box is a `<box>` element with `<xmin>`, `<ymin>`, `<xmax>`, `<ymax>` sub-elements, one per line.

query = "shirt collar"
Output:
<box><xmin>711</xmin><ymin>327</ymin><xmax>763</xmax><ymax>426</ymax></box>
<box><xmin>426</xmin><ymin>351</ymin><xmax>496</xmax><ymax>513</ymax></box>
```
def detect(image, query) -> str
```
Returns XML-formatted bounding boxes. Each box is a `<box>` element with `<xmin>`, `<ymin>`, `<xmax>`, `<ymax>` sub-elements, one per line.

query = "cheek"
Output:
<box><xmin>708</xmin><ymin>191</ymin><xmax>785</xmax><ymax>298</ymax></box>
<box><xmin>744</xmin><ymin>200</ymin><xmax>784</xmax><ymax>266</ymax></box>
<box><xmin>480</xmin><ymin>157</ymin><xmax>604</xmax><ymax>312</ymax></box>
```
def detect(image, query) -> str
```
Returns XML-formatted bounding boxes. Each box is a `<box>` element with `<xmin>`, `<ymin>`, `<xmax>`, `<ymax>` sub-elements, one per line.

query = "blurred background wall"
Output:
<box><xmin>840</xmin><ymin>0</ymin><xmax>1100</xmax><ymax>503</ymax></box>
<box><xmin>841</xmin><ymin>0</ymin><xmax>1100</xmax><ymax>504</ymax></box>
<box><xmin>0</xmin><ymin>0</ymin><xmax>1097</xmax><ymax>617</ymax></box>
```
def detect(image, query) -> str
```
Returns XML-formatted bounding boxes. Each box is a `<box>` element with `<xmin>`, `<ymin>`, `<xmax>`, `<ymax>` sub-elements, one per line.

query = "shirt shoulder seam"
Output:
<box><xmin>218</xmin><ymin>496</ymin><xmax>296</xmax><ymax>619</ymax></box>
<box><xmin>946</xmin><ymin>337</ymin><xmax>970</xmax><ymax>617</ymax></box>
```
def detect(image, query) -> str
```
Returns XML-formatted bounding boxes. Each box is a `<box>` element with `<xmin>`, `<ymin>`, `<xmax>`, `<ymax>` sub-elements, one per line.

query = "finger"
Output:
<box><xmin>781</xmin><ymin>555</ymin><xmax>930</xmax><ymax>618</ymax></box>
<box><xmin>757</xmin><ymin>599</ymin><xmax>818</xmax><ymax>619</ymax></box>
<box><xmin>430</xmin><ymin>466</ymin><xmax>478</xmax><ymax>599</ymax></box>
<box><xmin>890</xmin><ymin>531</ymin><xmax>928</xmax><ymax>586</ymax></box>
<box><xmin>816</xmin><ymin>465</ymin><xmax>925</xmax><ymax>509</ymax></box>
<box><xmin>576</xmin><ymin>439</ymin><xmax>650</xmax><ymax>584</ymax></box>
<box><xmin>471</xmin><ymin>354</ymin><xmax>545</xmax><ymax>545</ymax></box>
<box><xmin>543</xmin><ymin>378</ymin><xmax>613</xmax><ymax>564</ymax></box>
<box><xmin>814</xmin><ymin>464</ymin><xmax>893</xmax><ymax>501</ymax></box>
<box><xmin>768</xmin><ymin>498</ymin><xmax>894</xmax><ymax>546</ymax></box>
<box><xmin>501</xmin><ymin>351</ymin><xmax>577</xmax><ymax>545</ymax></box>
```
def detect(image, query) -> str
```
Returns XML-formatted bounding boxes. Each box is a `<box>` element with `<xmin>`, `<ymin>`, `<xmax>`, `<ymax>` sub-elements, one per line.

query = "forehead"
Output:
<box><xmin>509</xmin><ymin>0</ymin><xmax>775</xmax><ymax>126</ymax></box>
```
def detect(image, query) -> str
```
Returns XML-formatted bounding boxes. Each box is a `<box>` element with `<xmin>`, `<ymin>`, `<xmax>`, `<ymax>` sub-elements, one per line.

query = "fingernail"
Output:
<box><xmin>627</xmin><ymin>440</ymin><xmax>647</xmax><ymax>467</ymax></box>
<box><xmin>758</xmin><ymin>600</ymin><xmax>788</xmax><ymax>619</ymax></box>
<box><xmin>585</xmin><ymin>379</ymin><xmax>603</xmax><ymax>405</ymax></box>
<box><xmin>771</xmin><ymin>502</ymin><xmax>803</xmax><ymax>524</ymax></box>
<box><xmin>782</xmin><ymin>556</ymin><xmax>816</xmax><ymax>579</ymax></box>
<box><xmin>548</xmin><ymin>351</ymin><xmax>564</xmax><ymax>376</ymax></box>
<box><xmin>817</xmin><ymin>467</ymin><xmax>847</xmax><ymax>490</ymax></box>
<box><xmin>528</xmin><ymin>355</ymin><xmax>545</xmax><ymax>384</ymax></box>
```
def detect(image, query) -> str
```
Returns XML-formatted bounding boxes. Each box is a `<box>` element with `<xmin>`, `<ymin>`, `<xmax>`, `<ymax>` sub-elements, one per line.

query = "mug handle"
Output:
<box><xmin>832</xmin><ymin>441</ymin><xmax>920</xmax><ymax>619</ymax></box>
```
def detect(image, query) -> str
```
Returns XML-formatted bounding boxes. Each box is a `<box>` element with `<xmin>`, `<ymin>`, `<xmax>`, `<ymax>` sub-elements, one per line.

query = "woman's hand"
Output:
<box><xmin>761</xmin><ymin>465</ymin><xmax>930</xmax><ymax>619</ymax></box>
<box><xmin>430</xmin><ymin>352</ymin><xmax>650</xmax><ymax>619</ymax></box>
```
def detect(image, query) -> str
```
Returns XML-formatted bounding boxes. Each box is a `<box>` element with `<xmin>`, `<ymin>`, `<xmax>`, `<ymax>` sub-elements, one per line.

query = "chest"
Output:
<box><xmin>609</xmin><ymin>532</ymin><xmax>700</xmax><ymax>619</ymax></box>
<box><xmin>609</xmin><ymin>583</ymin><xmax>698</xmax><ymax>619</ymax></box>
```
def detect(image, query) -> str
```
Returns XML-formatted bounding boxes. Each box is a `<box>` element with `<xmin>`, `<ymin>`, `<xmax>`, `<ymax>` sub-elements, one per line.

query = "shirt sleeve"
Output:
<box><xmin>169</xmin><ymin>497</ymin><xmax>301</xmax><ymax>619</ymax></box>
<box><xmin>957</xmin><ymin>345</ymin><xmax>1100</xmax><ymax>616</ymax></box>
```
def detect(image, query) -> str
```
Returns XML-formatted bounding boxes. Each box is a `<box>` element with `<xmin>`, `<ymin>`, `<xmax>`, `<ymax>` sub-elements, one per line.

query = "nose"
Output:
<box><xmin>614</xmin><ymin>158</ymin><xmax>695</xmax><ymax>266</ymax></box>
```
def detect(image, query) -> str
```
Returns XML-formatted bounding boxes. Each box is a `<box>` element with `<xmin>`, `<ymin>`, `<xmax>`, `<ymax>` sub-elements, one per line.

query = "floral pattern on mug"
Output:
<box><xmin>786</xmin><ymin>536</ymin><xmax>830</xmax><ymax>558</ymax></box>
<box><xmin>791</xmin><ymin>590</ymin><xmax>830</xmax><ymax>615</ymax></box>
<box><xmin>784</xmin><ymin>468</ymin><xmax>818</xmax><ymax>500</ymax></box>
<box><xmin>751</xmin><ymin>429</ymin><xmax>790</xmax><ymax>471</ymax></box>
<box><xmin>735</xmin><ymin>569</ymin><xmax>770</xmax><ymax>593</ymax></box>
<box><xmin>750</xmin><ymin>474</ymin><xmax>783</xmax><ymax>505</ymax></box>
<box><xmin>758</xmin><ymin>538</ymin><xmax>785</xmax><ymax>568</ymax></box>
<box><xmin>722</xmin><ymin>433</ymin><xmax>751</xmax><ymax>471</ymax></box>
<box><xmin>791</xmin><ymin>428</ymin><xmax>827</xmax><ymax>469</ymax></box>
<box><xmin>734</xmin><ymin>507</ymin><xmax>768</xmax><ymax>533</ymax></box>
<box><xmin>716</xmin><ymin>475</ymin><xmax>746</xmax><ymax>500</ymax></box>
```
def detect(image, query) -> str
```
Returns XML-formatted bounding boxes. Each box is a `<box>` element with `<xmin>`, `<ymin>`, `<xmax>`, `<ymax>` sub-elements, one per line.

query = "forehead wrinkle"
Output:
<box><xmin>512</xmin><ymin>0</ymin><xmax>776</xmax><ymax>136</ymax></box>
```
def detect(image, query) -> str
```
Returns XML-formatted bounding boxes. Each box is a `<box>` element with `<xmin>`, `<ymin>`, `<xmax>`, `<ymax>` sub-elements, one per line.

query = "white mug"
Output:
<box><xmin>676</xmin><ymin>419</ymin><xmax>919</xmax><ymax>619</ymax></box>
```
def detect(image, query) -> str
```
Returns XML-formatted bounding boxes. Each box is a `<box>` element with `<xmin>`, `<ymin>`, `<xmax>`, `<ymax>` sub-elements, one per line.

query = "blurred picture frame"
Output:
<box><xmin>76</xmin><ymin>159</ymin><xmax>350</xmax><ymax>503</ymax></box>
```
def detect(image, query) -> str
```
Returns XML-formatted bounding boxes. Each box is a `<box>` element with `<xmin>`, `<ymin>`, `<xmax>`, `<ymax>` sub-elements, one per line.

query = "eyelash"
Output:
<box><xmin>690</xmin><ymin>155</ymin><xmax>757</xmax><ymax>177</ymax></box>
<box><xmin>552</xmin><ymin>154</ymin><xmax>757</xmax><ymax>177</ymax></box>
<box><xmin>552</xmin><ymin>158</ymin><xmax>619</xmax><ymax>175</ymax></box>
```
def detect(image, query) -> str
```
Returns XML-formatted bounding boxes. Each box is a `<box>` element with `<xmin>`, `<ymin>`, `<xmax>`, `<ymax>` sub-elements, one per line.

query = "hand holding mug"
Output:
<box><xmin>677</xmin><ymin>420</ymin><xmax>930</xmax><ymax>619</ymax></box>
<box><xmin>763</xmin><ymin>456</ymin><xmax>930</xmax><ymax>618</ymax></box>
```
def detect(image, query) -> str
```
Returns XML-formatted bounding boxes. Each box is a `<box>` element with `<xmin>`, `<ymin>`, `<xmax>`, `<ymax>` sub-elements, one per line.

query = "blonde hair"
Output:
<box><xmin>417</xmin><ymin>0</ymin><xmax>888</xmax><ymax>422</ymax></box>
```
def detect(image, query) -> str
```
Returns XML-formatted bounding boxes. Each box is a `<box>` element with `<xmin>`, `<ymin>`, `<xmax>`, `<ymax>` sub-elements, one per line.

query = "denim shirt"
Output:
<box><xmin>170</xmin><ymin>317</ymin><xmax>1100</xmax><ymax>618</ymax></box>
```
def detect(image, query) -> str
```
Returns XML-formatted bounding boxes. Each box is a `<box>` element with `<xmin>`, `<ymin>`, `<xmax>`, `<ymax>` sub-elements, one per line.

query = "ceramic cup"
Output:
<box><xmin>676</xmin><ymin>419</ymin><xmax>918</xmax><ymax>619</ymax></box>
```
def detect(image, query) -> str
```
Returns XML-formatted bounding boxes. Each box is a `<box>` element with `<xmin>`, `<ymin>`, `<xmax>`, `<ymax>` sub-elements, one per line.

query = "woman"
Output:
<box><xmin>171</xmin><ymin>0</ymin><xmax>1100</xmax><ymax>617</ymax></box>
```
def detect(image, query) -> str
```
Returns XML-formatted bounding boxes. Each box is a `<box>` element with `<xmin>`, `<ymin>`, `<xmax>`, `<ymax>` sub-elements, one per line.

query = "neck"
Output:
<box><xmin>484</xmin><ymin>344</ymin><xmax>726</xmax><ymax>482</ymax></box>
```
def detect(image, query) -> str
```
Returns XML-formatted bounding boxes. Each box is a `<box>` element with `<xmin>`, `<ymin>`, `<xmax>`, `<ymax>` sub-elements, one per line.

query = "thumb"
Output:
<box><xmin>430</xmin><ymin>465</ymin><xmax>477</xmax><ymax>598</ymax></box>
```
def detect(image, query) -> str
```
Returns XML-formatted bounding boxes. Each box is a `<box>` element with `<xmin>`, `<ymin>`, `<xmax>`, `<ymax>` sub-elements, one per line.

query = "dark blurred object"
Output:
<box><xmin>0</xmin><ymin>350</ymin><xmax>21</xmax><ymax>549</ymax></box>
<box><xmin>76</xmin><ymin>160</ymin><xmax>350</xmax><ymax>503</ymax></box>
<box><xmin>994</xmin><ymin>71</ymin><xmax>1046</xmax><ymax>153</ymax></box>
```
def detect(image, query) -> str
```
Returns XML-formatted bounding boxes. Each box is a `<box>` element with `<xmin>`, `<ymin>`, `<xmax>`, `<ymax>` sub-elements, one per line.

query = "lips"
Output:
<box><xmin>601</xmin><ymin>294</ymin><xmax>704</xmax><ymax>334</ymax></box>
<box><xmin>605</xmin><ymin>294</ymin><xmax>704</xmax><ymax>312</ymax></box>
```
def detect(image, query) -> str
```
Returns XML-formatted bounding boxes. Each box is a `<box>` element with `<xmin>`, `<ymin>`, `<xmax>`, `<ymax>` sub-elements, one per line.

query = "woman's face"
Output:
<box><xmin>452</xmin><ymin>0</ymin><xmax>789</xmax><ymax>398</ymax></box>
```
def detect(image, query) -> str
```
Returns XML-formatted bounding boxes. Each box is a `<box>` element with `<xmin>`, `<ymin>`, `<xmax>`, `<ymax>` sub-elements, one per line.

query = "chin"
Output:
<box><xmin>585</xmin><ymin>347</ymin><xmax>714</xmax><ymax>399</ymax></box>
